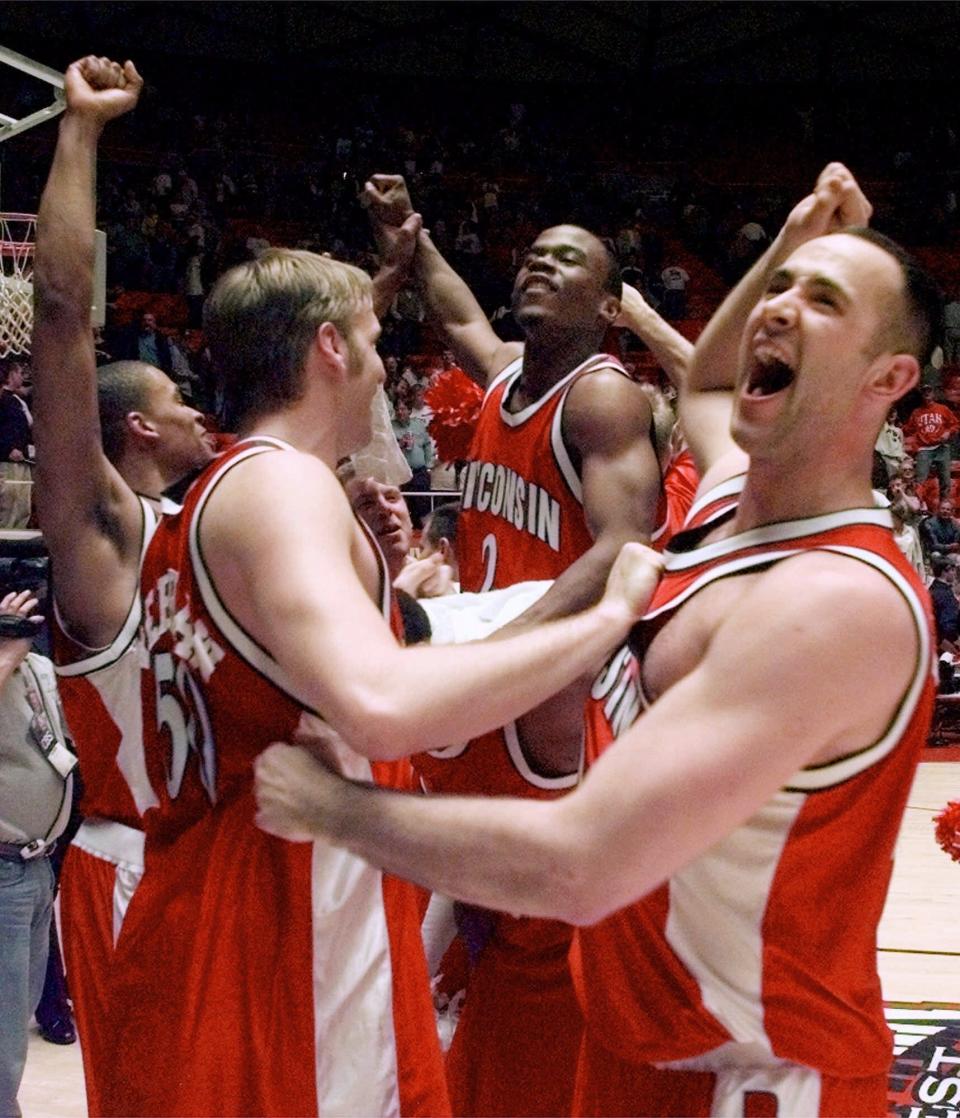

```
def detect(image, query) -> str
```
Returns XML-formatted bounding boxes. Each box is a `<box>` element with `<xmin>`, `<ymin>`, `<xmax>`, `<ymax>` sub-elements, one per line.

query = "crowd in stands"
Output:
<box><xmin>3</xmin><ymin>67</ymin><xmax>957</xmax><ymax>433</ymax></box>
<box><xmin>8</xmin><ymin>72</ymin><xmax>960</xmax><ymax>672</ymax></box>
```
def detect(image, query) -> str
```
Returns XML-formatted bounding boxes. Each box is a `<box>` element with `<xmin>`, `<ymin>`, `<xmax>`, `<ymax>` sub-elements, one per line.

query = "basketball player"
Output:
<box><xmin>30</xmin><ymin>56</ymin><xmax>215</xmax><ymax>1114</ymax></box>
<box><xmin>94</xmin><ymin>197</ymin><xmax>661</xmax><ymax>1116</ymax></box>
<box><xmin>256</xmin><ymin>164</ymin><xmax>939</xmax><ymax>1117</ymax></box>
<box><xmin>366</xmin><ymin>177</ymin><xmax>694</xmax><ymax>1116</ymax></box>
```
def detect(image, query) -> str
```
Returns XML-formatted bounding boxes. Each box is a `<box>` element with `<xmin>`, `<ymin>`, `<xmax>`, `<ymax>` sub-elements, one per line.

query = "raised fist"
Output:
<box><xmin>64</xmin><ymin>56</ymin><xmax>143</xmax><ymax>125</ymax></box>
<box><xmin>363</xmin><ymin>174</ymin><xmax>415</xmax><ymax>227</ymax></box>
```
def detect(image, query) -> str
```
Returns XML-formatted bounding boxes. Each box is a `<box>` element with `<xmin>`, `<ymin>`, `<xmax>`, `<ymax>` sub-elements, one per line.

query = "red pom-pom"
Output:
<box><xmin>934</xmin><ymin>800</ymin><xmax>960</xmax><ymax>863</ymax></box>
<box><xmin>424</xmin><ymin>369</ymin><xmax>484</xmax><ymax>465</ymax></box>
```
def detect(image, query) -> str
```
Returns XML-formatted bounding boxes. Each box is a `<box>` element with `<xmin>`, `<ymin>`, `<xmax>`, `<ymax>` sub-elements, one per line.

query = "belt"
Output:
<box><xmin>0</xmin><ymin>838</ymin><xmax>52</xmax><ymax>862</ymax></box>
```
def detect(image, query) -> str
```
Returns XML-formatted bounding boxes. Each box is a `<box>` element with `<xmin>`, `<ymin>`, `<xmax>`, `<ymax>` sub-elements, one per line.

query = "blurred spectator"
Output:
<box><xmin>944</xmin><ymin>295</ymin><xmax>960</xmax><ymax>363</ymax></box>
<box><xmin>418</xmin><ymin>501</ymin><xmax>460</xmax><ymax>592</ymax></box>
<box><xmin>392</xmin><ymin>399</ymin><xmax>435</xmax><ymax>527</ymax></box>
<box><xmin>393</xmin><ymin>501</ymin><xmax>460</xmax><ymax>600</ymax></box>
<box><xmin>182</xmin><ymin>241</ymin><xmax>207</xmax><ymax>328</ymax></box>
<box><xmin>343</xmin><ymin>474</ymin><xmax>413</xmax><ymax>582</ymax></box>
<box><xmin>0</xmin><ymin>359</ymin><xmax>33</xmax><ymax>529</ymax></box>
<box><xmin>889</xmin><ymin>468</ymin><xmax>926</xmax><ymax>526</ymax></box>
<box><xmin>921</xmin><ymin>498</ymin><xmax>960</xmax><ymax>558</ymax></box>
<box><xmin>928</xmin><ymin>553</ymin><xmax>960</xmax><ymax>646</ymax></box>
<box><xmin>113</xmin><ymin>311</ymin><xmax>175</xmax><ymax>376</ymax></box>
<box><xmin>875</xmin><ymin>408</ymin><xmax>907</xmax><ymax>479</ymax></box>
<box><xmin>660</xmin><ymin>264</ymin><xmax>689</xmax><ymax>319</ymax></box>
<box><xmin>0</xmin><ymin>588</ymin><xmax>76</xmax><ymax>1115</ymax></box>
<box><xmin>890</xmin><ymin>499</ymin><xmax>926</xmax><ymax>578</ymax></box>
<box><xmin>903</xmin><ymin>384</ymin><xmax>958</xmax><ymax>502</ymax></box>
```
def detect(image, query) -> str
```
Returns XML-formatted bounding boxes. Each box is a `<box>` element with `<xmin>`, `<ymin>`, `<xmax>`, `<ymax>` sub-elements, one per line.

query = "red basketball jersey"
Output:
<box><xmin>572</xmin><ymin>505</ymin><xmax>935</xmax><ymax>1081</ymax></box>
<box><xmin>458</xmin><ymin>353</ymin><xmax>666</xmax><ymax>592</ymax></box>
<box><xmin>658</xmin><ymin>447</ymin><xmax>700</xmax><ymax>551</ymax></box>
<box><xmin>104</xmin><ymin>438</ymin><xmax>448</xmax><ymax>1118</ymax></box>
<box><xmin>52</xmin><ymin>496</ymin><xmax>160</xmax><ymax>827</ymax></box>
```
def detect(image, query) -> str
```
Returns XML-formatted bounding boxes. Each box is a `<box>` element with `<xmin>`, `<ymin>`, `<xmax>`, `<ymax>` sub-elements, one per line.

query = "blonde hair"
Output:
<box><xmin>204</xmin><ymin>249</ymin><xmax>371</xmax><ymax>429</ymax></box>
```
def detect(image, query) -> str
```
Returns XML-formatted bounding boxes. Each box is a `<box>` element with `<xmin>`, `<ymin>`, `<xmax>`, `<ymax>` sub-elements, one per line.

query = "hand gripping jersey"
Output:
<box><xmin>581</xmin><ymin>473</ymin><xmax>745</xmax><ymax>805</ymax></box>
<box><xmin>102</xmin><ymin>439</ymin><xmax>448</xmax><ymax>1118</ymax></box>
<box><xmin>53</xmin><ymin>496</ymin><xmax>158</xmax><ymax>1117</ymax></box>
<box><xmin>571</xmin><ymin>502</ymin><xmax>935</xmax><ymax>1117</ymax></box>
<box><xmin>458</xmin><ymin>352</ymin><xmax>667</xmax><ymax>593</ymax></box>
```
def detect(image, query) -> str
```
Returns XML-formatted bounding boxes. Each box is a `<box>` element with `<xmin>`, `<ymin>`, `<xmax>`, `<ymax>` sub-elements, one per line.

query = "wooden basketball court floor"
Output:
<box><xmin>17</xmin><ymin>761</ymin><xmax>960</xmax><ymax>1117</ymax></box>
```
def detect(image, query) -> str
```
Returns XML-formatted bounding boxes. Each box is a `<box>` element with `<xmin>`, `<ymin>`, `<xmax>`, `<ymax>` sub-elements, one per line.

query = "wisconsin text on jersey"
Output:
<box><xmin>461</xmin><ymin>460</ymin><xmax>563</xmax><ymax>552</ymax></box>
<box><xmin>591</xmin><ymin>645</ymin><xmax>642</xmax><ymax>740</ymax></box>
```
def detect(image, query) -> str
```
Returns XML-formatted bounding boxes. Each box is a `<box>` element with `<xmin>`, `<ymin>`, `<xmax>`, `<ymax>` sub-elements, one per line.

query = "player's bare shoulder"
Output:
<box><xmin>563</xmin><ymin>367</ymin><xmax>653</xmax><ymax>451</ymax></box>
<box><xmin>201</xmin><ymin>448</ymin><xmax>354</xmax><ymax>556</ymax></box>
<box><xmin>743</xmin><ymin>549</ymin><xmax>923</xmax><ymax>754</ymax></box>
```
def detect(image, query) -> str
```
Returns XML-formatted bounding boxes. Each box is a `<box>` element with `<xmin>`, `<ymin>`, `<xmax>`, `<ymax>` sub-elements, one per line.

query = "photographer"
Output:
<box><xmin>0</xmin><ymin>590</ymin><xmax>75</xmax><ymax>1118</ymax></box>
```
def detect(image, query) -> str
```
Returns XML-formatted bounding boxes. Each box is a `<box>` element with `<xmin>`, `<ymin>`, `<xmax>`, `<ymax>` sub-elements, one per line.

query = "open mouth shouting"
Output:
<box><xmin>744</xmin><ymin>347</ymin><xmax>796</xmax><ymax>399</ymax></box>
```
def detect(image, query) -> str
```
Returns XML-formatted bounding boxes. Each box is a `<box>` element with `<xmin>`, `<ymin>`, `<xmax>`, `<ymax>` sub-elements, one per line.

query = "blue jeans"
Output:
<box><xmin>0</xmin><ymin>856</ymin><xmax>54</xmax><ymax>1118</ymax></box>
<box><xmin>916</xmin><ymin>442</ymin><xmax>953</xmax><ymax>500</ymax></box>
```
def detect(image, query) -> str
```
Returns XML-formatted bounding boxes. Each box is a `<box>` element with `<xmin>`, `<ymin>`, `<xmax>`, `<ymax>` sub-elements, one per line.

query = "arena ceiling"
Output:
<box><xmin>3</xmin><ymin>1</ymin><xmax>960</xmax><ymax>88</ymax></box>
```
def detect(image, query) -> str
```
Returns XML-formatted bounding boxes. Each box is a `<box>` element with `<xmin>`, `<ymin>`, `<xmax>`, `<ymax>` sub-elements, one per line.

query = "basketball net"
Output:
<box><xmin>0</xmin><ymin>45</ymin><xmax>67</xmax><ymax>359</ymax></box>
<box><xmin>0</xmin><ymin>213</ymin><xmax>35</xmax><ymax>358</ymax></box>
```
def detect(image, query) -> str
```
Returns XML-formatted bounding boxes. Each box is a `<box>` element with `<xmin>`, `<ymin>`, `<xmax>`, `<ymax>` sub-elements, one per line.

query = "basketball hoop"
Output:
<box><xmin>0</xmin><ymin>213</ymin><xmax>35</xmax><ymax>358</ymax></box>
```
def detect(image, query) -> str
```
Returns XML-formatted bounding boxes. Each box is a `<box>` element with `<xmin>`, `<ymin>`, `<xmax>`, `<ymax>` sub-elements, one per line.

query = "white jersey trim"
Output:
<box><xmin>55</xmin><ymin>497</ymin><xmax>159</xmax><ymax>677</ymax></box>
<box><xmin>309</xmin><ymin>836</ymin><xmax>401</xmax><ymax>1116</ymax></box>
<box><xmin>424</xmin><ymin>721</ymin><xmax>579</xmax><ymax>790</ymax></box>
<box><xmin>296</xmin><ymin>710</ymin><xmax>402</xmax><ymax>1116</ymax></box>
<box><xmin>72</xmin><ymin>817</ymin><xmax>145</xmax><ymax>870</ymax></box>
<box><xmin>484</xmin><ymin>356</ymin><xmax>522</xmax><ymax>403</ymax></box>
<box><xmin>643</xmin><ymin>531</ymin><xmax>931</xmax><ymax>789</ymax></box>
<box><xmin>188</xmin><ymin>438</ymin><xmax>316</xmax><ymax>707</ymax></box>
<box><xmin>357</xmin><ymin>518</ymin><xmax>392</xmax><ymax>621</ymax></box>
<box><xmin>783</xmin><ymin>545</ymin><xmax>931</xmax><ymax>790</ymax></box>
<box><xmin>662</xmin><ymin>506</ymin><xmax>893</xmax><ymax>572</ymax></box>
<box><xmin>684</xmin><ymin>473</ymin><xmax>747</xmax><ymax>529</ymax></box>
<box><xmin>503</xmin><ymin>718</ymin><xmax>580</xmax><ymax>790</ymax></box>
<box><xmin>549</xmin><ymin>357</ymin><xmax>632</xmax><ymax>507</ymax></box>
<box><xmin>496</xmin><ymin>352</ymin><xmax>627</xmax><ymax>429</ymax></box>
<box><xmin>655</xmin><ymin>1049</ymin><xmax>823</xmax><ymax>1115</ymax></box>
<box><xmin>665</xmin><ymin>791</ymin><xmax>805</xmax><ymax>1055</ymax></box>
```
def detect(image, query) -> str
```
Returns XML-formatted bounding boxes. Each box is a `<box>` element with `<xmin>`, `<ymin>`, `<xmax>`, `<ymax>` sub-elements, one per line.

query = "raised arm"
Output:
<box><xmin>256</xmin><ymin>552</ymin><xmax>919</xmax><ymax>924</ymax></box>
<box><xmin>369</xmin><ymin>211</ymin><xmax>421</xmax><ymax>320</ymax></box>
<box><xmin>615</xmin><ymin>283</ymin><xmax>693</xmax><ymax>390</ymax></box>
<box><xmin>200</xmin><ymin>450</ymin><xmax>662</xmax><ymax>761</ymax></box>
<box><xmin>32</xmin><ymin>56</ymin><xmax>145</xmax><ymax>647</ymax></box>
<box><xmin>683</xmin><ymin>163</ymin><xmax>872</xmax><ymax>483</ymax></box>
<box><xmin>364</xmin><ymin>175</ymin><xmax>520</xmax><ymax>384</ymax></box>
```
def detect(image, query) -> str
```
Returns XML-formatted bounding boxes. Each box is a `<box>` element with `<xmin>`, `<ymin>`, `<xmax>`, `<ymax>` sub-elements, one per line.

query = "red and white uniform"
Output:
<box><xmin>580</xmin><ymin>472</ymin><xmax>745</xmax><ymax>809</ymax></box>
<box><xmin>458</xmin><ymin>353</ymin><xmax>667</xmax><ymax>592</ymax></box>
<box><xmin>571</xmin><ymin>503</ymin><xmax>935</xmax><ymax>1118</ymax></box>
<box><xmin>103</xmin><ymin>439</ymin><xmax>448</xmax><ymax>1118</ymax></box>
<box><xmin>659</xmin><ymin>446</ymin><xmax>699</xmax><ymax>548</ymax></box>
<box><xmin>421</xmin><ymin>354</ymin><xmax>663</xmax><ymax>1116</ymax></box>
<box><xmin>54</xmin><ymin>497</ymin><xmax>158</xmax><ymax>1117</ymax></box>
<box><xmin>414</xmin><ymin>676</ymin><xmax>582</xmax><ymax>1116</ymax></box>
<box><xmin>680</xmin><ymin>472</ymin><xmax>746</xmax><ymax>534</ymax></box>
